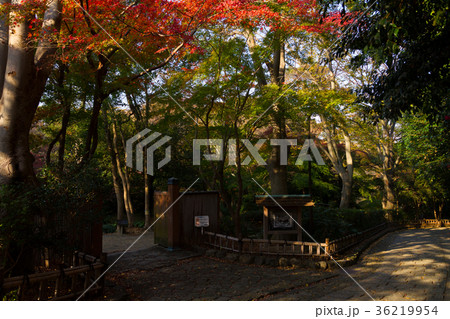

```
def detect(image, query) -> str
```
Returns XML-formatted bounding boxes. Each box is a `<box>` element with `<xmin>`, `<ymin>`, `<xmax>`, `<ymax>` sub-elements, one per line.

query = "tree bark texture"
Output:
<box><xmin>0</xmin><ymin>0</ymin><xmax>62</xmax><ymax>185</ymax></box>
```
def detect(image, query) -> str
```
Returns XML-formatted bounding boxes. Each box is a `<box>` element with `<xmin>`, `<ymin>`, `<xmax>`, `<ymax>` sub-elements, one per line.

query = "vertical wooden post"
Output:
<box><xmin>167</xmin><ymin>177</ymin><xmax>181</xmax><ymax>250</ymax></box>
<box><xmin>263</xmin><ymin>206</ymin><xmax>269</xmax><ymax>240</ymax></box>
<box><xmin>297</xmin><ymin>207</ymin><xmax>302</xmax><ymax>242</ymax></box>
<box><xmin>325</xmin><ymin>238</ymin><xmax>330</xmax><ymax>255</ymax></box>
<box><xmin>99</xmin><ymin>253</ymin><xmax>108</xmax><ymax>297</ymax></box>
<box><xmin>90</xmin><ymin>222</ymin><xmax>103</xmax><ymax>258</ymax></box>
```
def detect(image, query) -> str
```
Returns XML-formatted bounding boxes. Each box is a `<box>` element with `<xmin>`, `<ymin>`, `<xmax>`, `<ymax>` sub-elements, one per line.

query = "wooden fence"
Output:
<box><xmin>203</xmin><ymin>232</ymin><xmax>328</xmax><ymax>257</ymax></box>
<box><xmin>202</xmin><ymin>222</ymin><xmax>388</xmax><ymax>258</ymax></box>
<box><xmin>327</xmin><ymin>223</ymin><xmax>387</xmax><ymax>254</ymax></box>
<box><xmin>421</xmin><ymin>219</ymin><xmax>450</xmax><ymax>227</ymax></box>
<box><xmin>202</xmin><ymin>218</ymin><xmax>450</xmax><ymax>258</ymax></box>
<box><xmin>0</xmin><ymin>252</ymin><xmax>106</xmax><ymax>301</ymax></box>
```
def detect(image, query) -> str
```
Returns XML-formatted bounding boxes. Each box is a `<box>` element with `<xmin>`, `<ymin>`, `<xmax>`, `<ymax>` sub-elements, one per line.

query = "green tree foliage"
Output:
<box><xmin>322</xmin><ymin>0</ymin><xmax>450</xmax><ymax>119</ymax></box>
<box><xmin>0</xmin><ymin>163</ymin><xmax>108</xmax><ymax>275</ymax></box>
<box><xmin>396</xmin><ymin>113</ymin><xmax>449</xmax><ymax>218</ymax></box>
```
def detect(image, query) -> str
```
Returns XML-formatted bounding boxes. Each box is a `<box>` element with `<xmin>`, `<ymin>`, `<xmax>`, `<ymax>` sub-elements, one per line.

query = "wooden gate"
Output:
<box><xmin>153</xmin><ymin>179</ymin><xmax>219</xmax><ymax>248</ymax></box>
<box><xmin>180</xmin><ymin>191</ymin><xmax>220</xmax><ymax>245</ymax></box>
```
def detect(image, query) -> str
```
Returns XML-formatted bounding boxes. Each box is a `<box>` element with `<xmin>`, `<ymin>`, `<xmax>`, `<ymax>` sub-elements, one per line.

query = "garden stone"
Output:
<box><xmin>216</xmin><ymin>250</ymin><xmax>227</xmax><ymax>258</ymax></box>
<box><xmin>315</xmin><ymin>261</ymin><xmax>328</xmax><ymax>270</ymax></box>
<box><xmin>225</xmin><ymin>253</ymin><xmax>239</xmax><ymax>262</ymax></box>
<box><xmin>278</xmin><ymin>257</ymin><xmax>288</xmax><ymax>267</ymax></box>
<box><xmin>239</xmin><ymin>255</ymin><xmax>254</xmax><ymax>264</ymax></box>
<box><xmin>265</xmin><ymin>257</ymin><xmax>278</xmax><ymax>267</ymax></box>
<box><xmin>254</xmin><ymin>256</ymin><xmax>265</xmax><ymax>265</ymax></box>
<box><xmin>205</xmin><ymin>249</ymin><xmax>216</xmax><ymax>257</ymax></box>
<box><xmin>290</xmin><ymin>258</ymin><xmax>300</xmax><ymax>267</ymax></box>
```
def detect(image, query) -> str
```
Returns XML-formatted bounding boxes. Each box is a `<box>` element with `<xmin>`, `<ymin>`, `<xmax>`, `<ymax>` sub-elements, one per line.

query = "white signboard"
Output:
<box><xmin>195</xmin><ymin>216</ymin><xmax>210</xmax><ymax>228</ymax></box>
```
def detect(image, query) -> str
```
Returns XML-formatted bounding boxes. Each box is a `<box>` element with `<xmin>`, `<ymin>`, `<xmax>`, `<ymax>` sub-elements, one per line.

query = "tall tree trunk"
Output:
<box><xmin>339</xmin><ymin>174</ymin><xmax>352</xmax><ymax>209</ymax></box>
<box><xmin>340</xmin><ymin>132</ymin><xmax>353</xmax><ymax>209</ymax></box>
<box><xmin>233</xmin><ymin>123</ymin><xmax>243</xmax><ymax>238</ymax></box>
<box><xmin>0</xmin><ymin>0</ymin><xmax>62</xmax><ymax>274</ymax></box>
<box><xmin>322</xmin><ymin>50</ymin><xmax>353</xmax><ymax>208</ymax></box>
<box><xmin>433</xmin><ymin>201</ymin><xmax>443</xmax><ymax>220</ymax></box>
<box><xmin>103</xmin><ymin>109</ymin><xmax>125</xmax><ymax>227</ymax></box>
<box><xmin>126</xmin><ymin>91</ymin><xmax>155</xmax><ymax>228</ymax></box>
<box><xmin>0</xmin><ymin>0</ymin><xmax>62</xmax><ymax>185</ymax></box>
<box><xmin>57</xmin><ymin>95</ymin><xmax>71</xmax><ymax>170</ymax></box>
<box><xmin>45</xmin><ymin>63</ymin><xmax>71</xmax><ymax>170</ymax></box>
<box><xmin>82</xmin><ymin>55</ymin><xmax>108</xmax><ymax>163</ymax></box>
<box><xmin>245</xmin><ymin>29</ymin><xmax>288</xmax><ymax>194</ymax></box>
<box><xmin>142</xmin><ymin>89</ymin><xmax>154</xmax><ymax>228</ymax></box>
<box><xmin>144</xmin><ymin>172</ymin><xmax>154</xmax><ymax>228</ymax></box>
<box><xmin>112</xmin><ymin>164</ymin><xmax>126</xmax><ymax>227</ymax></box>
<box><xmin>267</xmin><ymin>140</ymin><xmax>288</xmax><ymax>194</ymax></box>
<box><xmin>378</xmin><ymin>120</ymin><xmax>397</xmax><ymax>212</ymax></box>
<box><xmin>267</xmin><ymin>32</ymin><xmax>288</xmax><ymax>194</ymax></box>
<box><xmin>112</xmin><ymin>121</ymin><xmax>134</xmax><ymax>226</ymax></box>
<box><xmin>319</xmin><ymin>120</ymin><xmax>354</xmax><ymax>209</ymax></box>
<box><xmin>382</xmin><ymin>173</ymin><xmax>395</xmax><ymax>210</ymax></box>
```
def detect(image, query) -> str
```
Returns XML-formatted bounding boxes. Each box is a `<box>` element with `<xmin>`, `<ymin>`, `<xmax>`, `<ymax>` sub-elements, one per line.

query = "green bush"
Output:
<box><xmin>102</xmin><ymin>224</ymin><xmax>116</xmax><ymax>233</ymax></box>
<box><xmin>0</xmin><ymin>184</ymin><xmax>38</xmax><ymax>273</ymax></box>
<box><xmin>302</xmin><ymin>207</ymin><xmax>387</xmax><ymax>242</ymax></box>
<box><xmin>134</xmin><ymin>220</ymin><xmax>145</xmax><ymax>228</ymax></box>
<box><xmin>1</xmin><ymin>163</ymin><xmax>109</xmax><ymax>274</ymax></box>
<box><xmin>240</xmin><ymin>208</ymin><xmax>263</xmax><ymax>238</ymax></box>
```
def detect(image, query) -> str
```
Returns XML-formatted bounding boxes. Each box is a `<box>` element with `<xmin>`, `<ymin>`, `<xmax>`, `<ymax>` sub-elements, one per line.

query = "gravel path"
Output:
<box><xmin>102</xmin><ymin>228</ymin><xmax>450</xmax><ymax>301</ymax></box>
<box><xmin>269</xmin><ymin>228</ymin><xmax>450</xmax><ymax>301</ymax></box>
<box><xmin>102</xmin><ymin>231</ymin><xmax>155</xmax><ymax>254</ymax></box>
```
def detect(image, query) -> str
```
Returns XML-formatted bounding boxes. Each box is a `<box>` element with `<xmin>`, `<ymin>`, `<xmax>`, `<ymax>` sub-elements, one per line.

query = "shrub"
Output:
<box><xmin>1</xmin><ymin>163</ymin><xmax>108</xmax><ymax>275</ymax></box>
<box><xmin>302</xmin><ymin>207</ymin><xmax>387</xmax><ymax>242</ymax></box>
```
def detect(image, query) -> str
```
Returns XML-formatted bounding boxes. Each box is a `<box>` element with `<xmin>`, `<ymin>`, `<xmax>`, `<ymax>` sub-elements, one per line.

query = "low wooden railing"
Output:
<box><xmin>203</xmin><ymin>232</ymin><xmax>329</xmax><ymax>257</ymax></box>
<box><xmin>421</xmin><ymin>219</ymin><xmax>450</xmax><ymax>227</ymax></box>
<box><xmin>0</xmin><ymin>252</ymin><xmax>106</xmax><ymax>301</ymax></box>
<box><xmin>327</xmin><ymin>223</ymin><xmax>387</xmax><ymax>254</ymax></box>
<box><xmin>203</xmin><ymin>219</ymin><xmax>449</xmax><ymax>259</ymax></box>
<box><xmin>241</xmin><ymin>238</ymin><xmax>327</xmax><ymax>256</ymax></box>
<box><xmin>203</xmin><ymin>223</ymin><xmax>388</xmax><ymax>258</ymax></box>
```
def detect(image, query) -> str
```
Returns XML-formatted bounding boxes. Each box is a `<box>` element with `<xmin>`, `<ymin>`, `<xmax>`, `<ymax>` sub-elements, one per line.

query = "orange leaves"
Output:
<box><xmin>170</xmin><ymin>0</ymin><xmax>346</xmax><ymax>34</ymax></box>
<box><xmin>155</xmin><ymin>47</ymin><xmax>169</xmax><ymax>54</ymax></box>
<box><xmin>58</xmin><ymin>0</ymin><xmax>190</xmax><ymax>62</ymax></box>
<box><xmin>8</xmin><ymin>0</ymin><xmax>347</xmax><ymax>64</ymax></box>
<box><xmin>4</xmin><ymin>0</ymin><xmax>47</xmax><ymax>44</ymax></box>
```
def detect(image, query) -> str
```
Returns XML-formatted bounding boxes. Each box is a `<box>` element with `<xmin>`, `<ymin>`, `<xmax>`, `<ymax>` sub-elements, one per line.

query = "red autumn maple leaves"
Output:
<box><xmin>3</xmin><ymin>0</ymin><xmax>347</xmax><ymax>63</ymax></box>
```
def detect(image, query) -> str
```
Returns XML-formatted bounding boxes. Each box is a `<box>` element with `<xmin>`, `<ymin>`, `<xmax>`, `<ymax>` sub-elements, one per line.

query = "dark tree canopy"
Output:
<box><xmin>321</xmin><ymin>0</ymin><xmax>450</xmax><ymax>120</ymax></box>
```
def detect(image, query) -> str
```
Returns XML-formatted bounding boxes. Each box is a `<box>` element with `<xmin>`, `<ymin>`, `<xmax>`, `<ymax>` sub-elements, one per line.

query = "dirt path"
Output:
<box><xmin>102</xmin><ymin>231</ymin><xmax>155</xmax><ymax>254</ymax></box>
